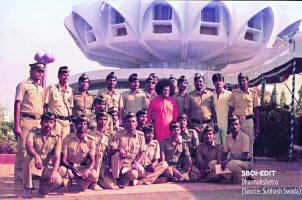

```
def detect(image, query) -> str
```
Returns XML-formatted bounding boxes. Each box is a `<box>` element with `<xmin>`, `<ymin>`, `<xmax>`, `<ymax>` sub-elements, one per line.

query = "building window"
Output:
<box><xmin>153</xmin><ymin>3</ymin><xmax>172</xmax><ymax>20</ymax></box>
<box><xmin>153</xmin><ymin>24</ymin><xmax>172</xmax><ymax>33</ymax></box>
<box><xmin>277</xmin><ymin>20</ymin><xmax>300</xmax><ymax>39</ymax></box>
<box><xmin>86</xmin><ymin>32</ymin><xmax>96</xmax><ymax>43</ymax></box>
<box><xmin>201</xmin><ymin>5</ymin><xmax>220</xmax><ymax>23</ymax></box>
<box><xmin>85</xmin><ymin>23</ymin><xmax>92</xmax><ymax>31</ymax></box>
<box><xmin>200</xmin><ymin>26</ymin><xmax>217</xmax><ymax>35</ymax></box>
<box><xmin>74</xmin><ymin>13</ymin><xmax>96</xmax><ymax>43</ymax></box>
<box><xmin>111</xmin><ymin>8</ymin><xmax>125</xmax><ymax>24</ymax></box>
<box><xmin>110</xmin><ymin>7</ymin><xmax>128</xmax><ymax>37</ymax></box>
<box><xmin>244</xmin><ymin>30</ymin><xmax>260</xmax><ymax>42</ymax></box>
<box><xmin>247</xmin><ymin>12</ymin><xmax>262</xmax><ymax>30</ymax></box>
<box><xmin>116</xmin><ymin>27</ymin><xmax>127</xmax><ymax>36</ymax></box>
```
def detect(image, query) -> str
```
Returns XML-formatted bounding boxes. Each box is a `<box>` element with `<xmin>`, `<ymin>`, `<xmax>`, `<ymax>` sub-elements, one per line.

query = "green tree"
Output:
<box><xmin>279</xmin><ymin>90</ymin><xmax>287</xmax><ymax>107</ymax></box>
<box><xmin>0</xmin><ymin>105</ymin><xmax>15</xmax><ymax>142</ymax></box>
<box><xmin>296</xmin><ymin>85</ymin><xmax>302</xmax><ymax>114</ymax></box>
<box><xmin>270</xmin><ymin>84</ymin><xmax>278</xmax><ymax>105</ymax></box>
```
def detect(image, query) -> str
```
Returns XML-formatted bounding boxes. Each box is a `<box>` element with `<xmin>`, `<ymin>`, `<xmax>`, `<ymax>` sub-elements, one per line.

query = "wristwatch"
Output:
<box><xmin>87</xmin><ymin>169</ymin><xmax>91</xmax><ymax>175</ymax></box>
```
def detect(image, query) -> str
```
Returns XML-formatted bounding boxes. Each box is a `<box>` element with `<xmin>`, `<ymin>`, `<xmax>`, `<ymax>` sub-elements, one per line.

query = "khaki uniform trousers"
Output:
<box><xmin>222</xmin><ymin>160</ymin><xmax>252</xmax><ymax>183</ymax></box>
<box><xmin>23</xmin><ymin>157</ymin><xmax>62</xmax><ymax>193</ymax></box>
<box><xmin>240</xmin><ymin>118</ymin><xmax>254</xmax><ymax>164</ymax></box>
<box><xmin>14</xmin><ymin>117</ymin><xmax>40</xmax><ymax>188</ymax></box>
<box><xmin>163</xmin><ymin>166</ymin><xmax>189</xmax><ymax>182</ymax></box>
<box><xmin>189</xmin><ymin>165</ymin><xmax>200</xmax><ymax>182</ymax></box>
<box><xmin>136</xmin><ymin>161</ymin><xmax>168</xmax><ymax>185</ymax></box>
<box><xmin>98</xmin><ymin>166</ymin><xmax>116</xmax><ymax>189</ymax></box>
<box><xmin>94</xmin><ymin>156</ymin><xmax>103</xmax><ymax>179</ymax></box>
<box><xmin>215</xmin><ymin>126</ymin><xmax>228</xmax><ymax>146</ymax></box>
<box><xmin>111</xmin><ymin>152</ymin><xmax>138</xmax><ymax>181</ymax></box>
<box><xmin>59</xmin><ymin>165</ymin><xmax>98</xmax><ymax>191</ymax></box>
<box><xmin>54</xmin><ymin>119</ymin><xmax>70</xmax><ymax>140</ymax></box>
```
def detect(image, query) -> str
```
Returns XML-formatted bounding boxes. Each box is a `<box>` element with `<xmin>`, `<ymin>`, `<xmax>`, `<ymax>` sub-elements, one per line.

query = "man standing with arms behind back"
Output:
<box><xmin>72</xmin><ymin>73</ymin><xmax>94</xmax><ymax>118</ymax></box>
<box><xmin>212</xmin><ymin>73</ymin><xmax>231</xmax><ymax>146</ymax></box>
<box><xmin>173</xmin><ymin>75</ymin><xmax>188</xmax><ymax>115</ymax></box>
<box><xmin>122</xmin><ymin>73</ymin><xmax>147</xmax><ymax>119</ymax></box>
<box><xmin>184</xmin><ymin>73</ymin><xmax>218</xmax><ymax>142</ymax></box>
<box><xmin>44</xmin><ymin>66</ymin><xmax>73</xmax><ymax>140</ymax></box>
<box><xmin>14</xmin><ymin>62</ymin><xmax>44</xmax><ymax>189</ymax></box>
<box><xmin>97</xmin><ymin>72</ymin><xmax>123</xmax><ymax>125</ymax></box>
<box><xmin>228</xmin><ymin>73</ymin><xmax>260</xmax><ymax>160</ymax></box>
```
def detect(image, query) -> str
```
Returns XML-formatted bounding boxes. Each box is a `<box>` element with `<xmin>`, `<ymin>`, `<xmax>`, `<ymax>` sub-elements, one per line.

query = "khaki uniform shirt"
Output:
<box><xmin>196</xmin><ymin>141</ymin><xmax>222</xmax><ymax>170</ymax></box>
<box><xmin>15</xmin><ymin>78</ymin><xmax>44</xmax><ymax>116</ymax></box>
<box><xmin>143</xmin><ymin>140</ymin><xmax>160</xmax><ymax>167</ymax></box>
<box><xmin>143</xmin><ymin>90</ymin><xmax>157</xmax><ymax>107</ymax></box>
<box><xmin>62</xmin><ymin>134</ymin><xmax>96</xmax><ymax>165</ymax></box>
<box><xmin>224</xmin><ymin>131</ymin><xmax>250</xmax><ymax>159</ymax></box>
<box><xmin>111</xmin><ymin>129</ymin><xmax>146</xmax><ymax>165</ymax></box>
<box><xmin>88</xmin><ymin>129</ymin><xmax>113</xmax><ymax>161</ymax></box>
<box><xmin>45</xmin><ymin>83</ymin><xmax>73</xmax><ymax>117</ymax></box>
<box><xmin>213</xmin><ymin>89</ymin><xmax>231</xmax><ymax>128</ymax></box>
<box><xmin>122</xmin><ymin>90</ymin><xmax>147</xmax><ymax>116</ymax></box>
<box><xmin>26</xmin><ymin>129</ymin><xmax>61</xmax><ymax>166</ymax></box>
<box><xmin>160</xmin><ymin>138</ymin><xmax>191</xmax><ymax>167</ymax></box>
<box><xmin>173</xmin><ymin>92</ymin><xmax>187</xmax><ymax>114</ymax></box>
<box><xmin>97</xmin><ymin>89</ymin><xmax>123</xmax><ymax>110</ymax></box>
<box><xmin>228</xmin><ymin>88</ymin><xmax>260</xmax><ymax>116</ymax></box>
<box><xmin>184</xmin><ymin>89</ymin><xmax>215</xmax><ymax>121</ymax></box>
<box><xmin>72</xmin><ymin>90</ymin><xmax>94</xmax><ymax>117</ymax></box>
<box><xmin>181</xmin><ymin>128</ymin><xmax>199</xmax><ymax>150</ymax></box>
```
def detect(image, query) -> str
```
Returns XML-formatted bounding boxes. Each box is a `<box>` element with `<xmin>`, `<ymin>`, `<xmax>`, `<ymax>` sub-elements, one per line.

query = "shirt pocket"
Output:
<box><xmin>244</xmin><ymin>95</ymin><xmax>253</xmax><ymax>107</ymax></box>
<box><xmin>43</xmin><ymin>141</ymin><xmax>55</xmax><ymax>153</ymax></box>
<box><xmin>81</xmin><ymin>148</ymin><xmax>90</xmax><ymax>160</ymax></box>
<box><xmin>52</xmin><ymin>91</ymin><xmax>62</xmax><ymax>104</ymax></box>
<box><xmin>130</xmin><ymin>141</ymin><xmax>140</xmax><ymax>154</ymax></box>
<box><xmin>191</xmin><ymin>96</ymin><xmax>201</xmax><ymax>109</ymax></box>
<box><xmin>26</xmin><ymin>87</ymin><xmax>37</xmax><ymax>100</ymax></box>
<box><xmin>65</xmin><ymin>94</ymin><xmax>72</xmax><ymax>105</ymax></box>
<box><xmin>74</xmin><ymin>96</ymin><xmax>84</xmax><ymax>108</ymax></box>
<box><xmin>175</xmin><ymin>145</ymin><xmax>183</xmax><ymax>158</ymax></box>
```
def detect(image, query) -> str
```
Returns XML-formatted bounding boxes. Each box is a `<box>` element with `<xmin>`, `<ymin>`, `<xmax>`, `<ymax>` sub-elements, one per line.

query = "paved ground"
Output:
<box><xmin>0</xmin><ymin>159</ymin><xmax>301</xmax><ymax>200</ymax></box>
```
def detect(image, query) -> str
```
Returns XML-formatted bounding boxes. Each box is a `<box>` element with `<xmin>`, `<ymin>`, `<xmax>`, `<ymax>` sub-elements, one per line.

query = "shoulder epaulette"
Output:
<box><xmin>188</xmin><ymin>129</ymin><xmax>197</xmax><ymax>134</ymax></box>
<box><xmin>151</xmin><ymin>140</ymin><xmax>159</xmax><ymax>145</ymax></box>
<box><xmin>86</xmin><ymin>134</ymin><xmax>94</xmax><ymax>140</ymax></box>
<box><xmin>232</xmin><ymin>89</ymin><xmax>241</xmax><ymax>93</ymax></box>
<box><xmin>136</xmin><ymin>130</ymin><xmax>144</xmax><ymax>136</ymax></box>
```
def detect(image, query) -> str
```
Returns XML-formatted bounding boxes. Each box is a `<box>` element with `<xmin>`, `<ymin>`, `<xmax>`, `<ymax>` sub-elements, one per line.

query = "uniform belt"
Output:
<box><xmin>191</xmin><ymin>118</ymin><xmax>212</xmax><ymax>124</ymax></box>
<box><xmin>56</xmin><ymin>115</ymin><xmax>71</xmax><ymax>121</ymax></box>
<box><xmin>245</xmin><ymin>115</ymin><xmax>253</xmax><ymax>120</ymax></box>
<box><xmin>239</xmin><ymin>115</ymin><xmax>254</xmax><ymax>120</ymax></box>
<box><xmin>21</xmin><ymin>112</ymin><xmax>41</xmax><ymax>120</ymax></box>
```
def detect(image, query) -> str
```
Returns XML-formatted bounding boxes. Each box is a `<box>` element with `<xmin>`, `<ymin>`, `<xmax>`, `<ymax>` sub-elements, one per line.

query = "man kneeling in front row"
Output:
<box><xmin>136</xmin><ymin>124</ymin><xmax>168</xmax><ymax>185</ymax></box>
<box><xmin>220</xmin><ymin>116</ymin><xmax>252</xmax><ymax>183</ymax></box>
<box><xmin>160</xmin><ymin>122</ymin><xmax>192</xmax><ymax>182</ymax></box>
<box><xmin>59</xmin><ymin>115</ymin><xmax>99</xmax><ymax>191</ymax></box>
<box><xmin>196</xmin><ymin>126</ymin><xmax>223</xmax><ymax>182</ymax></box>
<box><xmin>23</xmin><ymin>112</ymin><xmax>62</xmax><ymax>198</ymax></box>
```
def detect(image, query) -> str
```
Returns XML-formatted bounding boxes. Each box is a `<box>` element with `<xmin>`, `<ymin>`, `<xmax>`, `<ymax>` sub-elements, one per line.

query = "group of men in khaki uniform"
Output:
<box><xmin>14</xmin><ymin>62</ymin><xmax>260</xmax><ymax>197</ymax></box>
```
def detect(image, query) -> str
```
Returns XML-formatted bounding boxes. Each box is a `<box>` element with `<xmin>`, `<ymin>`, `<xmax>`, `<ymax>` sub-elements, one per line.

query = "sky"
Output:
<box><xmin>0</xmin><ymin>0</ymin><xmax>302</xmax><ymax>121</ymax></box>
<box><xmin>0</xmin><ymin>0</ymin><xmax>104</xmax><ymax>120</ymax></box>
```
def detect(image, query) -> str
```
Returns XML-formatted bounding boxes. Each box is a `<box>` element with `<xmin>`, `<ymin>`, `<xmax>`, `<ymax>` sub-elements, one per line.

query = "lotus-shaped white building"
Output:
<box><xmin>65</xmin><ymin>0</ymin><xmax>302</xmax><ymax>82</ymax></box>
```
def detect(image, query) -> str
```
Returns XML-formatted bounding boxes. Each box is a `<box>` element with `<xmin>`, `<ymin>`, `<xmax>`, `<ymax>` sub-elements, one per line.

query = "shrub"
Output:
<box><xmin>254</xmin><ymin>102</ymin><xmax>301</xmax><ymax>158</ymax></box>
<box><xmin>0</xmin><ymin>141</ymin><xmax>17</xmax><ymax>154</ymax></box>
